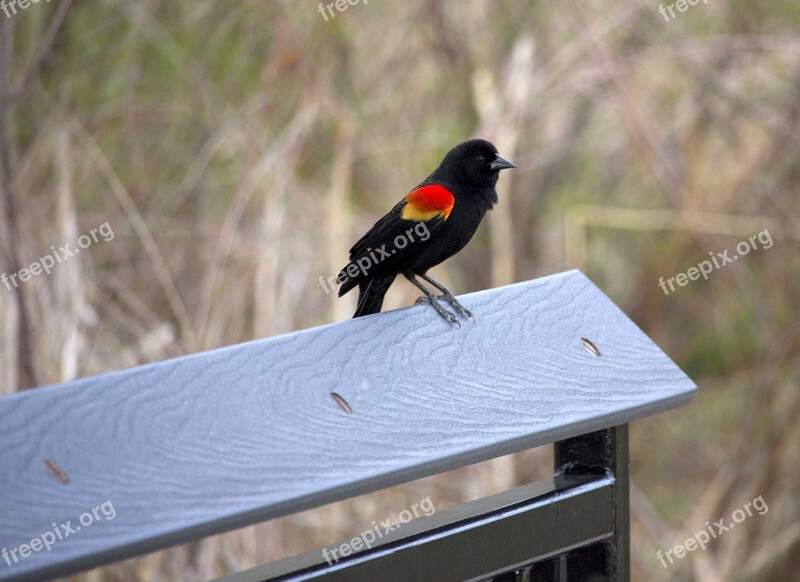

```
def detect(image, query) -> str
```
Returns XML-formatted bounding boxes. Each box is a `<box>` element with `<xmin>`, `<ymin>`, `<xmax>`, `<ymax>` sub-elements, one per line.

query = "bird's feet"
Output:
<box><xmin>415</xmin><ymin>296</ymin><xmax>460</xmax><ymax>326</ymax></box>
<box><xmin>439</xmin><ymin>292</ymin><xmax>474</xmax><ymax>320</ymax></box>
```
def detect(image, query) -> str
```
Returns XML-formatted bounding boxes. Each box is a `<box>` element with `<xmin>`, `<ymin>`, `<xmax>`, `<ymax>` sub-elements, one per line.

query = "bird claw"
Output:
<box><xmin>440</xmin><ymin>293</ymin><xmax>474</xmax><ymax>321</ymax></box>
<box><xmin>415</xmin><ymin>296</ymin><xmax>460</xmax><ymax>326</ymax></box>
<box><xmin>451</xmin><ymin>301</ymin><xmax>474</xmax><ymax>320</ymax></box>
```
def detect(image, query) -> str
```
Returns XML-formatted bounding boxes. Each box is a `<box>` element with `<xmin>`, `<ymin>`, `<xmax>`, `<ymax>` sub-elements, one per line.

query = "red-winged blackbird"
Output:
<box><xmin>336</xmin><ymin>139</ymin><xmax>516</xmax><ymax>324</ymax></box>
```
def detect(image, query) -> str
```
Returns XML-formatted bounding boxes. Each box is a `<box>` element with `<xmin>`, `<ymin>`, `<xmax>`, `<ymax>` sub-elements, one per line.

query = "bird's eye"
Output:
<box><xmin>476</xmin><ymin>155</ymin><xmax>486</xmax><ymax>163</ymax></box>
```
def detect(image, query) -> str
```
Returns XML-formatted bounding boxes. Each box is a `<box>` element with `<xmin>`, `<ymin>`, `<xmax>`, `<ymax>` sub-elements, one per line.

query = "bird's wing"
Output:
<box><xmin>336</xmin><ymin>183</ymin><xmax>454</xmax><ymax>296</ymax></box>
<box><xmin>349</xmin><ymin>183</ymin><xmax>453</xmax><ymax>257</ymax></box>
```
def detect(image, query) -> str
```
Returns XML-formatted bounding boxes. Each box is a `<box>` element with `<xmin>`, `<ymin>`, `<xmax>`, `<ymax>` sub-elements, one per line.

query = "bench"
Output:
<box><xmin>0</xmin><ymin>270</ymin><xmax>695</xmax><ymax>581</ymax></box>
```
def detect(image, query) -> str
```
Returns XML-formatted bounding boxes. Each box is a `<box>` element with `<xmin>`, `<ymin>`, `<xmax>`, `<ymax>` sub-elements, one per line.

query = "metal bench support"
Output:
<box><xmin>224</xmin><ymin>425</ymin><xmax>630</xmax><ymax>582</ymax></box>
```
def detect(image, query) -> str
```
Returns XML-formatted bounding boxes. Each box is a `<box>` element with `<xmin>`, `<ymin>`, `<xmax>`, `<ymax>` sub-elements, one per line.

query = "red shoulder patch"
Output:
<box><xmin>401</xmin><ymin>184</ymin><xmax>454</xmax><ymax>222</ymax></box>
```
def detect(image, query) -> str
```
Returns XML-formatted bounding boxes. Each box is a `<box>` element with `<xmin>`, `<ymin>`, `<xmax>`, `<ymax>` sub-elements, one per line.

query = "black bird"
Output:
<box><xmin>336</xmin><ymin>139</ymin><xmax>516</xmax><ymax>324</ymax></box>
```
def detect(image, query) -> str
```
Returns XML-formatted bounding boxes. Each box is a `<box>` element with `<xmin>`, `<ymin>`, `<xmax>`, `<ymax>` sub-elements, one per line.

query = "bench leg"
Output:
<box><xmin>553</xmin><ymin>424</ymin><xmax>630</xmax><ymax>581</ymax></box>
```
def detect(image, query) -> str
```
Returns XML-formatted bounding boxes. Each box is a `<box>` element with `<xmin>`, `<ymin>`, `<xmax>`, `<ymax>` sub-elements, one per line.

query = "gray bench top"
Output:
<box><xmin>0</xmin><ymin>270</ymin><xmax>695</xmax><ymax>581</ymax></box>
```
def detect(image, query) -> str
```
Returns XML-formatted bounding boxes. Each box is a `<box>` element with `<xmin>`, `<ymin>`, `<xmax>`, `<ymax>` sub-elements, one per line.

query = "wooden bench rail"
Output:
<box><xmin>0</xmin><ymin>270</ymin><xmax>695</xmax><ymax>581</ymax></box>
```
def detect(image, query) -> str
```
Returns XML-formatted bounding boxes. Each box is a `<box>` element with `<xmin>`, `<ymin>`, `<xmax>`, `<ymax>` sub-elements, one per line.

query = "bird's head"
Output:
<box><xmin>438</xmin><ymin>139</ymin><xmax>517</xmax><ymax>188</ymax></box>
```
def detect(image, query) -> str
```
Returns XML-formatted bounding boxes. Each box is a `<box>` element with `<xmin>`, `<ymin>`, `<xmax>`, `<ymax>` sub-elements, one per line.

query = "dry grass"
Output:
<box><xmin>1</xmin><ymin>1</ymin><xmax>798</xmax><ymax>580</ymax></box>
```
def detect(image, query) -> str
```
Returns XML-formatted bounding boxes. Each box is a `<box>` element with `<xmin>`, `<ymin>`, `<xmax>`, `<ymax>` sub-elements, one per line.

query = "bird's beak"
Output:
<box><xmin>490</xmin><ymin>153</ymin><xmax>517</xmax><ymax>170</ymax></box>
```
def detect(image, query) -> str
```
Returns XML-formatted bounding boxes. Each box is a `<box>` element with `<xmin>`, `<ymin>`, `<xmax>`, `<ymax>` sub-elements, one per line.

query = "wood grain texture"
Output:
<box><xmin>0</xmin><ymin>270</ymin><xmax>695</xmax><ymax>581</ymax></box>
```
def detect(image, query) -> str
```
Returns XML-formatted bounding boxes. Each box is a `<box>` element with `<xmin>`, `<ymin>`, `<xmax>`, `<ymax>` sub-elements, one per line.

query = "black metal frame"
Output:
<box><xmin>219</xmin><ymin>425</ymin><xmax>629</xmax><ymax>582</ymax></box>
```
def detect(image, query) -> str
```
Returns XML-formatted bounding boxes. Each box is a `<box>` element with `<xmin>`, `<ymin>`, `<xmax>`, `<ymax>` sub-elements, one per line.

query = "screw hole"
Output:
<box><xmin>330</xmin><ymin>392</ymin><xmax>353</xmax><ymax>414</ymax></box>
<box><xmin>45</xmin><ymin>459</ymin><xmax>70</xmax><ymax>484</ymax></box>
<box><xmin>581</xmin><ymin>338</ymin><xmax>601</xmax><ymax>357</ymax></box>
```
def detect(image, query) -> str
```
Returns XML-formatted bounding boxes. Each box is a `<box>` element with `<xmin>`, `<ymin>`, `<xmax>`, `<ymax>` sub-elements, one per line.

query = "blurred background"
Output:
<box><xmin>1</xmin><ymin>0</ymin><xmax>798</xmax><ymax>580</ymax></box>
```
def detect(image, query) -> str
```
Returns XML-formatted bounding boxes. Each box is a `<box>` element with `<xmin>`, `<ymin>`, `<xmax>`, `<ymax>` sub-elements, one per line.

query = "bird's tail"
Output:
<box><xmin>353</xmin><ymin>275</ymin><xmax>396</xmax><ymax>318</ymax></box>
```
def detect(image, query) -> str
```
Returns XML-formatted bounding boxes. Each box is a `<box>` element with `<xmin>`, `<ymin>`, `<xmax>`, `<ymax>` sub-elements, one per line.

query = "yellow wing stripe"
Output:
<box><xmin>401</xmin><ymin>205</ymin><xmax>449</xmax><ymax>221</ymax></box>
